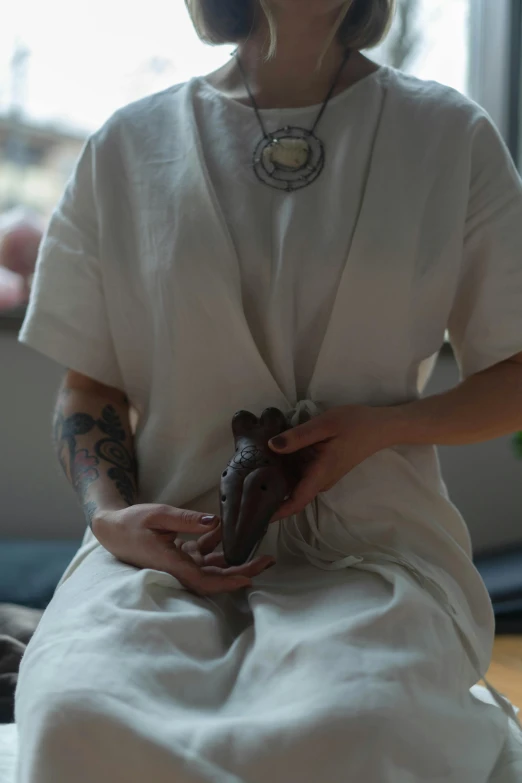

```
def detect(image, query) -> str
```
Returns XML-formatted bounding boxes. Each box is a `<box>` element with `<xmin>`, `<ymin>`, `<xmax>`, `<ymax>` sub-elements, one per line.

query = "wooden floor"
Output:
<box><xmin>487</xmin><ymin>637</ymin><xmax>522</xmax><ymax>706</ymax></box>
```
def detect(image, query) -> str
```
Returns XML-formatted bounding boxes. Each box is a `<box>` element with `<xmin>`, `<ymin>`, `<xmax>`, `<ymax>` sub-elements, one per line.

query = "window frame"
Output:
<box><xmin>468</xmin><ymin>0</ymin><xmax>520</xmax><ymax>160</ymax></box>
<box><xmin>508</xmin><ymin>0</ymin><xmax>522</xmax><ymax>165</ymax></box>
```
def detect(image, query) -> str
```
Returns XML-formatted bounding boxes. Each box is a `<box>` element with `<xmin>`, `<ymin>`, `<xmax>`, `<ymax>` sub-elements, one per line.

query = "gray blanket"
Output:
<box><xmin>0</xmin><ymin>604</ymin><xmax>43</xmax><ymax>723</ymax></box>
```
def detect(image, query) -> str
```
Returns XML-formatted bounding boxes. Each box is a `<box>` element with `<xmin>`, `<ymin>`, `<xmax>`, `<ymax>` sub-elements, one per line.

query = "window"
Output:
<box><xmin>374</xmin><ymin>0</ymin><xmax>470</xmax><ymax>95</ymax></box>
<box><xmin>511</xmin><ymin>0</ymin><xmax>522</xmax><ymax>168</ymax></box>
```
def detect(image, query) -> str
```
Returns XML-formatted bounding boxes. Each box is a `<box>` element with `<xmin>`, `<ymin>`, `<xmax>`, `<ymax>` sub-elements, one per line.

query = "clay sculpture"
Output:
<box><xmin>220</xmin><ymin>406</ymin><xmax>311</xmax><ymax>566</ymax></box>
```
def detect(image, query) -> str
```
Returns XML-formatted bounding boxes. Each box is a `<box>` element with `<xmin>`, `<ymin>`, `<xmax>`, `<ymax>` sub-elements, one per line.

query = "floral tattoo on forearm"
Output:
<box><xmin>53</xmin><ymin>404</ymin><xmax>137</xmax><ymax>527</ymax></box>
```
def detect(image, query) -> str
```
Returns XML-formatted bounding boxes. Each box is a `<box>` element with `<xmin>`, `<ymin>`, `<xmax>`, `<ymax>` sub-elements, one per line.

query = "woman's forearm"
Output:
<box><xmin>388</xmin><ymin>356</ymin><xmax>522</xmax><ymax>447</ymax></box>
<box><xmin>52</xmin><ymin>377</ymin><xmax>138</xmax><ymax>528</ymax></box>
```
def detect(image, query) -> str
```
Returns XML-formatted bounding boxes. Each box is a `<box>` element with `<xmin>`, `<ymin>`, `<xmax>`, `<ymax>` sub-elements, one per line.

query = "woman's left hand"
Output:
<box><xmin>268</xmin><ymin>405</ymin><xmax>398</xmax><ymax>521</ymax></box>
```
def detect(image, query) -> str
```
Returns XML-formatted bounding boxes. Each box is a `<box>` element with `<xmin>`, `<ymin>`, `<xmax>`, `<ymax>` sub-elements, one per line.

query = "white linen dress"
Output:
<box><xmin>14</xmin><ymin>64</ymin><xmax>522</xmax><ymax>782</ymax></box>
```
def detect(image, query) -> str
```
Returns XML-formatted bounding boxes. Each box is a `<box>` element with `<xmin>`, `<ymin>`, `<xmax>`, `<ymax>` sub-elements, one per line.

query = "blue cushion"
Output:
<box><xmin>0</xmin><ymin>540</ymin><xmax>82</xmax><ymax>609</ymax></box>
<box><xmin>474</xmin><ymin>547</ymin><xmax>522</xmax><ymax>603</ymax></box>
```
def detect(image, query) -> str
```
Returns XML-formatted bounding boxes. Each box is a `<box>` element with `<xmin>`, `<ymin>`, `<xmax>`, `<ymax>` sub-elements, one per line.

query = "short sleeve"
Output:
<box><xmin>448</xmin><ymin>114</ymin><xmax>522</xmax><ymax>379</ymax></box>
<box><xmin>18</xmin><ymin>135</ymin><xmax>125</xmax><ymax>390</ymax></box>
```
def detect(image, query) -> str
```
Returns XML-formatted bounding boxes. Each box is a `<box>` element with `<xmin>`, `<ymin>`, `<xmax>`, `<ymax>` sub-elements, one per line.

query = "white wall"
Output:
<box><xmin>0</xmin><ymin>330</ymin><xmax>520</xmax><ymax>554</ymax></box>
<box><xmin>0</xmin><ymin>330</ymin><xmax>86</xmax><ymax>540</ymax></box>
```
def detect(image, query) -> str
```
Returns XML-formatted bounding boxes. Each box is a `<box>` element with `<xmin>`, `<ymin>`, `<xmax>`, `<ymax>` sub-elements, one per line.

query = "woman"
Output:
<box><xmin>14</xmin><ymin>0</ymin><xmax>522</xmax><ymax>780</ymax></box>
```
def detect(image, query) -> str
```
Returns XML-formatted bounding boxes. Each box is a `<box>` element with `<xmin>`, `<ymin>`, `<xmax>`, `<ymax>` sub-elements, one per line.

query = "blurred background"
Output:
<box><xmin>0</xmin><ymin>0</ymin><xmax>521</xmax><ymax>618</ymax></box>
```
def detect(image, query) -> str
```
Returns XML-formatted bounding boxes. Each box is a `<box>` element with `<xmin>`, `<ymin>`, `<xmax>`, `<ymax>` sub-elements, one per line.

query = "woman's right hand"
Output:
<box><xmin>92</xmin><ymin>503</ymin><xmax>275</xmax><ymax>596</ymax></box>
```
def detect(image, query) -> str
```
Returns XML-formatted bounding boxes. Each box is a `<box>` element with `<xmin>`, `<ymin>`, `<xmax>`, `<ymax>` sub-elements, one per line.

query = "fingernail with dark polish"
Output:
<box><xmin>270</xmin><ymin>436</ymin><xmax>286</xmax><ymax>449</ymax></box>
<box><xmin>202</xmin><ymin>515</ymin><xmax>218</xmax><ymax>525</ymax></box>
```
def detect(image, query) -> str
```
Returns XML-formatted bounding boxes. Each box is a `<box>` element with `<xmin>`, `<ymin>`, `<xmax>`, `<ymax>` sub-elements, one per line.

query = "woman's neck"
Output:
<box><xmin>205</xmin><ymin>25</ymin><xmax>380</xmax><ymax>111</ymax></box>
<box><xmin>241</xmin><ymin>13</ymin><xmax>347</xmax><ymax>94</ymax></box>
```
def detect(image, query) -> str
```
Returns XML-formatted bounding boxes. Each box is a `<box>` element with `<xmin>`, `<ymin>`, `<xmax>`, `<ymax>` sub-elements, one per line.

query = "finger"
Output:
<box><xmin>163</xmin><ymin>553</ymin><xmax>251</xmax><ymax>596</ymax></box>
<box><xmin>179</xmin><ymin>538</ymin><xmax>198</xmax><ymax>555</ymax></box>
<box><xmin>173</xmin><ymin>536</ymin><xmax>199</xmax><ymax>552</ymax></box>
<box><xmin>285</xmin><ymin>449</ymin><xmax>314</xmax><ymax>483</ymax></box>
<box><xmin>202</xmin><ymin>552</ymin><xmax>229</xmax><ymax>568</ymax></box>
<box><xmin>270</xmin><ymin>492</ymin><xmax>315</xmax><ymax>521</ymax></box>
<box><xmin>159</xmin><ymin>536</ymin><xmax>204</xmax><ymax>566</ymax></box>
<box><xmin>179</xmin><ymin>526</ymin><xmax>222</xmax><ymax>563</ymax></box>
<box><xmin>150</xmin><ymin>535</ymin><xmax>253</xmax><ymax>596</ymax></box>
<box><xmin>286</xmin><ymin>465</ymin><xmax>326</xmax><ymax>507</ymax></box>
<box><xmin>149</xmin><ymin>506</ymin><xmax>220</xmax><ymax>536</ymax></box>
<box><xmin>203</xmin><ymin>553</ymin><xmax>275</xmax><ymax>572</ymax></box>
<box><xmin>322</xmin><ymin>481</ymin><xmax>337</xmax><ymax>492</ymax></box>
<box><xmin>159</xmin><ymin>531</ymin><xmax>196</xmax><ymax>555</ymax></box>
<box><xmin>196</xmin><ymin>524</ymin><xmax>223</xmax><ymax>555</ymax></box>
<box><xmin>268</xmin><ymin>417</ymin><xmax>335</xmax><ymax>453</ymax></box>
<box><xmin>191</xmin><ymin>572</ymin><xmax>252</xmax><ymax>595</ymax></box>
<box><xmin>270</xmin><ymin>503</ymin><xmax>299</xmax><ymax>522</ymax></box>
<box><xmin>203</xmin><ymin>556</ymin><xmax>275</xmax><ymax>579</ymax></box>
<box><xmin>270</xmin><ymin>469</ymin><xmax>324</xmax><ymax>521</ymax></box>
<box><xmin>178</xmin><ymin>541</ymin><xmax>204</xmax><ymax>566</ymax></box>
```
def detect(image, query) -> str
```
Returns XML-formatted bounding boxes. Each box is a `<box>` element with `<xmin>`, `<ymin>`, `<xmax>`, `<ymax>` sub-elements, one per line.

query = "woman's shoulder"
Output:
<box><xmin>385</xmin><ymin>67</ymin><xmax>489</xmax><ymax>135</ymax></box>
<box><xmin>87</xmin><ymin>79</ymin><xmax>193</xmax><ymax>155</ymax></box>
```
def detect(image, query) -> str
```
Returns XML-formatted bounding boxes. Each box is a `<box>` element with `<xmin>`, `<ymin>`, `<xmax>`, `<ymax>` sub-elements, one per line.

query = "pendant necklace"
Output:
<box><xmin>234</xmin><ymin>48</ymin><xmax>352</xmax><ymax>192</ymax></box>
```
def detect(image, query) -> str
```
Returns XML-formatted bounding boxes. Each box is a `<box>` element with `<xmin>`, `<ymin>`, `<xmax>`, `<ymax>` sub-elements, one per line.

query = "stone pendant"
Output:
<box><xmin>253</xmin><ymin>126</ymin><xmax>325</xmax><ymax>192</ymax></box>
<box><xmin>263</xmin><ymin>137</ymin><xmax>311</xmax><ymax>171</ymax></box>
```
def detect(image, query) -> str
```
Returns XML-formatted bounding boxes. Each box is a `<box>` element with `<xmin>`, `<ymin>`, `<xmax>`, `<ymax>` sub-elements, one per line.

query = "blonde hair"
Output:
<box><xmin>185</xmin><ymin>0</ymin><xmax>395</xmax><ymax>70</ymax></box>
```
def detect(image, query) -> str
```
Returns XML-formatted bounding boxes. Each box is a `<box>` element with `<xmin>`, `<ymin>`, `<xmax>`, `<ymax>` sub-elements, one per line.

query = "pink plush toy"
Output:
<box><xmin>0</xmin><ymin>208</ymin><xmax>44</xmax><ymax>309</ymax></box>
<box><xmin>0</xmin><ymin>266</ymin><xmax>25</xmax><ymax>310</ymax></box>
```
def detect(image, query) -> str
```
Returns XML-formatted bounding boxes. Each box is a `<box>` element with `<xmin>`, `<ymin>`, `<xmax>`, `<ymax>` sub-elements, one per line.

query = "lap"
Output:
<box><xmin>16</xmin><ymin>544</ymin><xmax>247</xmax><ymax>717</ymax></box>
<box><xmin>16</xmin><ymin>542</ymin><xmax>469</xmax><ymax>712</ymax></box>
<box><xmin>15</xmin><ymin>545</ymin><xmax>509</xmax><ymax>783</ymax></box>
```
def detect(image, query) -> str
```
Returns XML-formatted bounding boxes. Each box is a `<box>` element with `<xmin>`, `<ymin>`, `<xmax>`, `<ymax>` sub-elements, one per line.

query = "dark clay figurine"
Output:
<box><xmin>220</xmin><ymin>406</ymin><xmax>311</xmax><ymax>566</ymax></box>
